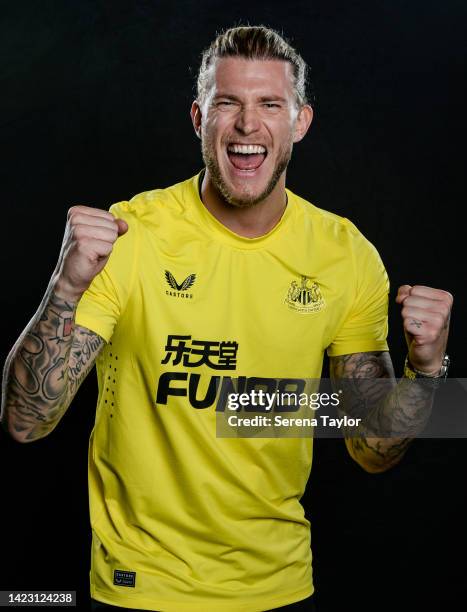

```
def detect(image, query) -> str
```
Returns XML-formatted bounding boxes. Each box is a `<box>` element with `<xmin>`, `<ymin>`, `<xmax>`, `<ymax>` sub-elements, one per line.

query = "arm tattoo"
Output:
<box><xmin>330</xmin><ymin>351</ymin><xmax>435</xmax><ymax>472</ymax></box>
<box><xmin>68</xmin><ymin>326</ymin><xmax>104</xmax><ymax>397</ymax></box>
<box><xmin>1</xmin><ymin>289</ymin><xmax>104</xmax><ymax>442</ymax></box>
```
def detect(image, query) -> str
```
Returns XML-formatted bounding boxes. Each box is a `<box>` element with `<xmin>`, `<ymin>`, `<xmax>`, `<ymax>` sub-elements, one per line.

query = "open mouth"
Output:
<box><xmin>227</xmin><ymin>144</ymin><xmax>267</xmax><ymax>171</ymax></box>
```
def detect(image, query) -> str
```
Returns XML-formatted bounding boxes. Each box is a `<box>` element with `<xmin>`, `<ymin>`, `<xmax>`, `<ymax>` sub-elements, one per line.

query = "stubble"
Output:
<box><xmin>201</xmin><ymin>137</ymin><xmax>293</xmax><ymax>209</ymax></box>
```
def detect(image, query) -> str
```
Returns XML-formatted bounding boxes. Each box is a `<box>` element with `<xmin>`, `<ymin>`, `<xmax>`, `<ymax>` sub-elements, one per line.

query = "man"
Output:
<box><xmin>0</xmin><ymin>25</ymin><xmax>452</xmax><ymax>612</ymax></box>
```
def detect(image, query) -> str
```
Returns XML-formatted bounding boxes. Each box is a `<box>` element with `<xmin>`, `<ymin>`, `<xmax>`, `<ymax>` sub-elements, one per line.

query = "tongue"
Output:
<box><xmin>229</xmin><ymin>153</ymin><xmax>265</xmax><ymax>170</ymax></box>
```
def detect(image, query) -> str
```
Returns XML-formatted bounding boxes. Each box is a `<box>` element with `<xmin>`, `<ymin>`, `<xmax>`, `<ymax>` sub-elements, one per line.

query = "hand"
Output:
<box><xmin>52</xmin><ymin>205</ymin><xmax>128</xmax><ymax>302</ymax></box>
<box><xmin>395</xmin><ymin>285</ymin><xmax>453</xmax><ymax>374</ymax></box>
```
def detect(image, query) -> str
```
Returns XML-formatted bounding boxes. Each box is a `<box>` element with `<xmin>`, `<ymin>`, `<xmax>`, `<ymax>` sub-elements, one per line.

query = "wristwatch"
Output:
<box><xmin>403</xmin><ymin>354</ymin><xmax>450</xmax><ymax>387</ymax></box>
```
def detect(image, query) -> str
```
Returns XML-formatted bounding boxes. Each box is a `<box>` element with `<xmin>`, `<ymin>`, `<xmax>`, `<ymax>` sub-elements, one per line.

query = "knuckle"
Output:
<box><xmin>67</xmin><ymin>209</ymin><xmax>77</xmax><ymax>223</ymax></box>
<box><xmin>76</xmin><ymin>236</ymin><xmax>90</xmax><ymax>251</ymax></box>
<box><xmin>97</xmin><ymin>243</ymin><xmax>112</xmax><ymax>259</ymax></box>
<box><xmin>101</xmin><ymin>228</ymin><xmax>116</xmax><ymax>243</ymax></box>
<box><xmin>403</xmin><ymin>302</ymin><xmax>417</xmax><ymax>315</ymax></box>
<box><xmin>106</xmin><ymin>221</ymin><xmax>118</xmax><ymax>235</ymax></box>
<box><xmin>68</xmin><ymin>212</ymin><xmax>84</xmax><ymax>227</ymax></box>
<box><xmin>67</xmin><ymin>205</ymin><xmax>80</xmax><ymax>217</ymax></box>
<box><xmin>441</xmin><ymin>304</ymin><xmax>450</xmax><ymax>318</ymax></box>
<box><xmin>443</xmin><ymin>290</ymin><xmax>454</xmax><ymax>306</ymax></box>
<box><xmin>68</xmin><ymin>205</ymin><xmax>87</xmax><ymax>218</ymax></box>
<box><xmin>72</xmin><ymin>224</ymin><xmax>85</xmax><ymax>240</ymax></box>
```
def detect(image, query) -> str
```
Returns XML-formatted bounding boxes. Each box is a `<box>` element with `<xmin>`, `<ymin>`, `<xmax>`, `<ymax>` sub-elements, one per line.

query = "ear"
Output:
<box><xmin>293</xmin><ymin>104</ymin><xmax>313</xmax><ymax>143</ymax></box>
<box><xmin>190</xmin><ymin>100</ymin><xmax>202</xmax><ymax>139</ymax></box>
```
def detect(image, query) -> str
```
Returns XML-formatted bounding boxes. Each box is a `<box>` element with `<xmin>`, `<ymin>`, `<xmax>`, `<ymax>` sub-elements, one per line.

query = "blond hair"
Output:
<box><xmin>197</xmin><ymin>25</ymin><xmax>311</xmax><ymax>107</ymax></box>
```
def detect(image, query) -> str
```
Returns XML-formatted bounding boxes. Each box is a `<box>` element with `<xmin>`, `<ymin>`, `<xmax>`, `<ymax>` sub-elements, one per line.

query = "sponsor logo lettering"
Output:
<box><xmin>165</xmin><ymin>270</ymin><xmax>196</xmax><ymax>299</ymax></box>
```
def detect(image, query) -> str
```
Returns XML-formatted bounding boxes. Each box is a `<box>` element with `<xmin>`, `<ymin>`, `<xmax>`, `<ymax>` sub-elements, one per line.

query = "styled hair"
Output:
<box><xmin>197</xmin><ymin>25</ymin><xmax>312</xmax><ymax>107</ymax></box>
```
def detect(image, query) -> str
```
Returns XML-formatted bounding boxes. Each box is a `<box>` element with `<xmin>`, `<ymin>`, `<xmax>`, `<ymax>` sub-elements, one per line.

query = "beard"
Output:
<box><xmin>201</xmin><ymin>137</ymin><xmax>293</xmax><ymax>209</ymax></box>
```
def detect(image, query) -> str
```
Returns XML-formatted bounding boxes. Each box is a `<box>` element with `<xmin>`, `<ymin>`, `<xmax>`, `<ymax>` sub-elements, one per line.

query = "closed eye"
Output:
<box><xmin>216</xmin><ymin>100</ymin><xmax>237</xmax><ymax>107</ymax></box>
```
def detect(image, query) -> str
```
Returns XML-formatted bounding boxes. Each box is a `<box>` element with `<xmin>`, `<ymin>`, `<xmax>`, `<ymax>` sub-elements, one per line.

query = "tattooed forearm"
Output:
<box><xmin>1</xmin><ymin>287</ymin><xmax>104</xmax><ymax>442</ymax></box>
<box><xmin>68</xmin><ymin>327</ymin><xmax>104</xmax><ymax>395</ymax></box>
<box><xmin>330</xmin><ymin>351</ymin><xmax>435</xmax><ymax>473</ymax></box>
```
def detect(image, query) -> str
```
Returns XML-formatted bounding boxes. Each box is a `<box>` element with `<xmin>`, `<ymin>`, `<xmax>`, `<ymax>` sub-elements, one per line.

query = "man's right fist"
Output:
<box><xmin>52</xmin><ymin>205</ymin><xmax>128</xmax><ymax>302</ymax></box>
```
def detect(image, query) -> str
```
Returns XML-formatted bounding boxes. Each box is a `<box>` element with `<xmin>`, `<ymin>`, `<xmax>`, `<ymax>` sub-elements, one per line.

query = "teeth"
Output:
<box><xmin>228</xmin><ymin>144</ymin><xmax>266</xmax><ymax>154</ymax></box>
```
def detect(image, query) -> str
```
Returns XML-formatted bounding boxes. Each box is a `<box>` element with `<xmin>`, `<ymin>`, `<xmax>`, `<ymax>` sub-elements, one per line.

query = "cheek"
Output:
<box><xmin>266</xmin><ymin>117</ymin><xmax>294</xmax><ymax>143</ymax></box>
<box><xmin>203</xmin><ymin>117</ymin><xmax>223</xmax><ymax>147</ymax></box>
<box><xmin>213</xmin><ymin>116</ymin><xmax>233</xmax><ymax>143</ymax></box>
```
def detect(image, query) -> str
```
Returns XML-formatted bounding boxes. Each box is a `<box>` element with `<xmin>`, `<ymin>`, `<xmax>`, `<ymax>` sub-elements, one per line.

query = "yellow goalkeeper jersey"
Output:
<box><xmin>75</xmin><ymin>172</ymin><xmax>389</xmax><ymax>611</ymax></box>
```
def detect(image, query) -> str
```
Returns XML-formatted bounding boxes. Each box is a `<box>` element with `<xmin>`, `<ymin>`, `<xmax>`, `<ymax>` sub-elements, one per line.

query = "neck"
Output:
<box><xmin>200</xmin><ymin>169</ymin><xmax>288</xmax><ymax>238</ymax></box>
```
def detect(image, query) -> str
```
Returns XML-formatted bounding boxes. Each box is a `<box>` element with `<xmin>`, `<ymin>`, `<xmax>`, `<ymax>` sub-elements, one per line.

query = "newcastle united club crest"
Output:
<box><xmin>285</xmin><ymin>276</ymin><xmax>326</xmax><ymax>313</ymax></box>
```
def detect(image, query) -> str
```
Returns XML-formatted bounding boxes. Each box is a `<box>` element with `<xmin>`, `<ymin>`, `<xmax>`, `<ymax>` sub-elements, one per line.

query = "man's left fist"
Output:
<box><xmin>395</xmin><ymin>285</ymin><xmax>453</xmax><ymax>374</ymax></box>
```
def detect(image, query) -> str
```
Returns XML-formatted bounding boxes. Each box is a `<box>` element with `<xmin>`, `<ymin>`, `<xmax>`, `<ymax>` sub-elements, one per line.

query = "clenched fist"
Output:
<box><xmin>52</xmin><ymin>205</ymin><xmax>128</xmax><ymax>302</ymax></box>
<box><xmin>395</xmin><ymin>284</ymin><xmax>453</xmax><ymax>374</ymax></box>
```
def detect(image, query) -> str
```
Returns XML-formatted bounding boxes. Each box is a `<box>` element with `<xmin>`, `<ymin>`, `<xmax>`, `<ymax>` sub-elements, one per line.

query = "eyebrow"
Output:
<box><xmin>213</xmin><ymin>94</ymin><xmax>240</xmax><ymax>101</ymax></box>
<box><xmin>213</xmin><ymin>93</ymin><xmax>288</xmax><ymax>103</ymax></box>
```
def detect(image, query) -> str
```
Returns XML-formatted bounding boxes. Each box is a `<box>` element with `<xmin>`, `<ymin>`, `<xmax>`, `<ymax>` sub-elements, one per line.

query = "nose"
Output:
<box><xmin>234</xmin><ymin>105</ymin><xmax>261</xmax><ymax>135</ymax></box>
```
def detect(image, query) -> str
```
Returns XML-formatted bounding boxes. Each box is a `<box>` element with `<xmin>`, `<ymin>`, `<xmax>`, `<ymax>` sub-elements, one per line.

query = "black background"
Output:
<box><xmin>1</xmin><ymin>1</ymin><xmax>466</xmax><ymax>611</ymax></box>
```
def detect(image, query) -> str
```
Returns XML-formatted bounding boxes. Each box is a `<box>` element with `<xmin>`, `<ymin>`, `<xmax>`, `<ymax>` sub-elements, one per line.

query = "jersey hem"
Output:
<box><xmin>90</xmin><ymin>584</ymin><xmax>314</xmax><ymax>612</ymax></box>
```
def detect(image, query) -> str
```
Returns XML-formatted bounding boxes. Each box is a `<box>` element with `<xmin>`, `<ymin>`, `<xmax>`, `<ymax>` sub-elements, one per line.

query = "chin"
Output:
<box><xmin>218</xmin><ymin>177</ymin><xmax>275</xmax><ymax>208</ymax></box>
<box><xmin>208</xmin><ymin>161</ymin><xmax>282</xmax><ymax>208</ymax></box>
<box><xmin>220</xmin><ymin>180</ymin><xmax>269</xmax><ymax>208</ymax></box>
<box><xmin>202</xmin><ymin>140</ymin><xmax>290</xmax><ymax>209</ymax></box>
